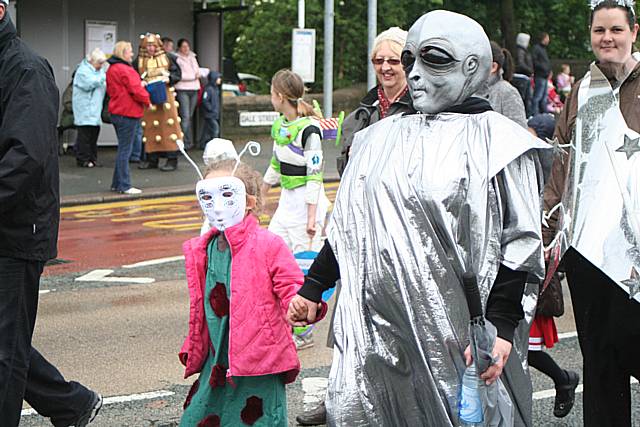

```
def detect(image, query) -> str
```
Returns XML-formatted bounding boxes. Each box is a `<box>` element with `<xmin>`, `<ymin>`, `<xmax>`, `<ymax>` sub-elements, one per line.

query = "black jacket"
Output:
<box><xmin>532</xmin><ymin>43</ymin><xmax>551</xmax><ymax>78</ymax></box>
<box><xmin>515</xmin><ymin>46</ymin><xmax>533</xmax><ymax>76</ymax></box>
<box><xmin>201</xmin><ymin>71</ymin><xmax>221</xmax><ymax>120</ymax></box>
<box><xmin>337</xmin><ymin>86</ymin><xmax>413</xmax><ymax>176</ymax></box>
<box><xmin>0</xmin><ymin>14</ymin><xmax>60</xmax><ymax>261</ymax></box>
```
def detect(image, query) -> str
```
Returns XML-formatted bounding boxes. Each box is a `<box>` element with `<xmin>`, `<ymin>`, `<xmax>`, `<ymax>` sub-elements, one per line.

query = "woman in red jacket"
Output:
<box><xmin>106</xmin><ymin>41</ymin><xmax>150</xmax><ymax>194</ymax></box>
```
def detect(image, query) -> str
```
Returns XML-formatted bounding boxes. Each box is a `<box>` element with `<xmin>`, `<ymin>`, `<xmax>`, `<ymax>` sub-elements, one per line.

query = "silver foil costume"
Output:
<box><xmin>546</xmin><ymin>55</ymin><xmax>640</xmax><ymax>302</ymax></box>
<box><xmin>325</xmin><ymin>10</ymin><xmax>547</xmax><ymax>426</ymax></box>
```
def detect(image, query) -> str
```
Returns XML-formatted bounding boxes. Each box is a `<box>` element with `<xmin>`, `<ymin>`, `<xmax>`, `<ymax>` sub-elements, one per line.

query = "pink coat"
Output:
<box><xmin>179</xmin><ymin>215</ymin><xmax>326</xmax><ymax>384</ymax></box>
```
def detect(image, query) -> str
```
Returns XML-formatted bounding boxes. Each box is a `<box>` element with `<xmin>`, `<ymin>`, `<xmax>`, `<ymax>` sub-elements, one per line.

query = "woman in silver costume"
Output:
<box><xmin>543</xmin><ymin>1</ymin><xmax>640</xmax><ymax>425</ymax></box>
<box><xmin>288</xmin><ymin>10</ymin><xmax>547</xmax><ymax>427</ymax></box>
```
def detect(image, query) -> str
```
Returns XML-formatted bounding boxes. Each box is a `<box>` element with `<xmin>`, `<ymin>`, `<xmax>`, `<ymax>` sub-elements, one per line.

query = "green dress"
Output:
<box><xmin>180</xmin><ymin>237</ymin><xmax>288</xmax><ymax>427</ymax></box>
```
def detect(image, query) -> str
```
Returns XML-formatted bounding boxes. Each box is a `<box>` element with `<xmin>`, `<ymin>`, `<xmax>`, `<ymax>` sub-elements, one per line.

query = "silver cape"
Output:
<box><xmin>547</xmin><ymin>57</ymin><xmax>640</xmax><ymax>303</ymax></box>
<box><xmin>326</xmin><ymin>111</ymin><xmax>547</xmax><ymax>426</ymax></box>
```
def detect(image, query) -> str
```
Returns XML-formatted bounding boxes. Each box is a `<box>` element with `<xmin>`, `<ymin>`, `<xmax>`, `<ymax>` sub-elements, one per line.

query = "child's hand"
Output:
<box><xmin>287</xmin><ymin>295</ymin><xmax>319</xmax><ymax>326</ymax></box>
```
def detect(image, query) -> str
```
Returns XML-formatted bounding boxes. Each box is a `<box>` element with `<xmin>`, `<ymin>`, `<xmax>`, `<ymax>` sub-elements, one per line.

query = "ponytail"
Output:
<box><xmin>501</xmin><ymin>48</ymin><xmax>515</xmax><ymax>82</ymax></box>
<box><xmin>297</xmin><ymin>98</ymin><xmax>322</xmax><ymax>119</ymax></box>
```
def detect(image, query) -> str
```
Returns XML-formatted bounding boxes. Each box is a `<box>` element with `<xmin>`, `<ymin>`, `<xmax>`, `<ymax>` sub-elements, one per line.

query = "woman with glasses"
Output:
<box><xmin>336</xmin><ymin>27</ymin><xmax>412</xmax><ymax>176</ymax></box>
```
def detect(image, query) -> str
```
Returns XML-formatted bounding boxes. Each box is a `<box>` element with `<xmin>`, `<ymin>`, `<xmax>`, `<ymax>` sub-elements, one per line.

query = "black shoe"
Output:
<box><xmin>160</xmin><ymin>158</ymin><xmax>177</xmax><ymax>172</ymax></box>
<box><xmin>77</xmin><ymin>161</ymin><xmax>95</xmax><ymax>168</ymax></box>
<box><xmin>74</xmin><ymin>392</ymin><xmax>102</xmax><ymax>426</ymax></box>
<box><xmin>296</xmin><ymin>401</ymin><xmax>326</xmax><ymax>426</ymax></box>
<box><xmin>138</xmin><ymin>160</ymin><xmax>158</xmax><ymax>170</ymax></box>
<box><xmin>554</xmin><ymin>370</ymin><xmax>580</xmax><ymax>418</ymax></box>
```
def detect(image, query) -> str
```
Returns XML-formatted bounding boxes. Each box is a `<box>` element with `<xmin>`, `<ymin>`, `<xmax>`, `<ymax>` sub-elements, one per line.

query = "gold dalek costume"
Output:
<box><xmin>137</xmin><ymin>33</ymin><xmax>183</xmax><ymax>153</ymax></box>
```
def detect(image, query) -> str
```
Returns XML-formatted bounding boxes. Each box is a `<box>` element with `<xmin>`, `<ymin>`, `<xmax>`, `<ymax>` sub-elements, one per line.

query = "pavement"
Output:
<box><xmin>59</xmin><ymin>136</ymin><xmax>342</xmax><ymax>206</ymax></box>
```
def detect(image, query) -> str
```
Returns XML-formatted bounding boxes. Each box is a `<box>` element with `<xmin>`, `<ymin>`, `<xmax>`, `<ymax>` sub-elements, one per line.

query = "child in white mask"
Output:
<box><xmin>179</xmin><ymin>159</ymin><xmax>327</xmax><ymax>427</ymax></box>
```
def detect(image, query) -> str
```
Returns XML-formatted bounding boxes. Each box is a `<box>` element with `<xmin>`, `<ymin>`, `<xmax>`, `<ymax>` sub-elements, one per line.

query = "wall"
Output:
<box><xmin>221</xmin><ymin>85</ymin><xmax>368</xmax><ymax>141</ymax></box>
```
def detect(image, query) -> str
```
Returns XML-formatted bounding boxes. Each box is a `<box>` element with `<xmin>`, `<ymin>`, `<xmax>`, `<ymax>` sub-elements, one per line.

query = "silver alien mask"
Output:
<box><xmin>402</xmin><ymin>10</ymin><xmax>492</xmax><ymax>114</ymax></box>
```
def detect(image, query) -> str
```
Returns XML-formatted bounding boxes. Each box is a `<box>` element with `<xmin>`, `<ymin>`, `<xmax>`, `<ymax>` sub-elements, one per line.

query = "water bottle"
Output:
<box><xmin>459</xmin><ymin>363</ymin><xmax>484</xmax><ymax>426</ymax></box>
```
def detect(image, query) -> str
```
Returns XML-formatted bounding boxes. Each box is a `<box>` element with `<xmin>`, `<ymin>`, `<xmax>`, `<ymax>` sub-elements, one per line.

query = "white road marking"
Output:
<box><xmin>75</xmin><ymin>269</ymin><xmax>155</xmax><ymax>284</ymax></box>
<box><xmin>558</xmin><ymin>331</ymin><xmax>578</xmax><ymax>340</ymax></box>
<box><xmin>301</xmin><ymin>377</ymin><xmax>328</xmax><ymax>410</ymax></box>
<box><xmin>122</xmin><ymin>255</ymin><xmax>185</xmax><ymax>269</ymax></box>
<box><xmin>22</xmin><ymin>390</ymin><xmax>175</xmax><ymax>416</ymax></box>
<box><xmin>533</xmin><ymin>377</ymin><xmax>638</xmax><ymax>400</ymax></box>
<box><xmin>38</xmin><ymin>289</ymin><xmax>55</xmax><ymax>295</ymax></box>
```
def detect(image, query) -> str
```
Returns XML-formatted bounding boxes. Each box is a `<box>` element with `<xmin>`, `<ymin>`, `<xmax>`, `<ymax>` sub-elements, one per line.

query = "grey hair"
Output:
<box><xmin>86</xmin><ymin>48</ymin><xmax>107</xmax><ymax>65</ymax></box>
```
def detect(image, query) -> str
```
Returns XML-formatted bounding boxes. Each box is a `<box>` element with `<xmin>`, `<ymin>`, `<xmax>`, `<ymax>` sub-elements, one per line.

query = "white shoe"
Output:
<box><xmin>121</xmin><ymin>187</ymin><xmax>142</xmax><ymax>194</ymax></box>
<box><xmin>293</xmin><ymin>331</ymin><xmax>315</xmax><ymax>351</ymax></box>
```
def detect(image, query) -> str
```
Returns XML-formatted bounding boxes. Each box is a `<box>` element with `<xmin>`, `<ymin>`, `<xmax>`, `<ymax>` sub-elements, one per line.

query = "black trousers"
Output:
<box><xmin>146</xmin><ymin>150</ymin><xmax>178</xmax><ymax>163</ymax></box>
<box><xmin>0</xmin><ymin>257</ymin><xmax>93</xmax><ymax>427</ymax></box>
<box><xmin>564</xmin><ymin>250</ymin><xmax>640</xmax><ymax>427</ymax></box>
<box><xmin>74</xmin><ymin>125</ymin><xmax>100</xmax><ymax>164</ymax></box>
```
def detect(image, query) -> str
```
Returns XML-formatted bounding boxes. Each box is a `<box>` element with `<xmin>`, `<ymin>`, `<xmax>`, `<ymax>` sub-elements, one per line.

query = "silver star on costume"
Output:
<box><xmin>622</xmin><ymin>267</ymin><xmax>640</xmax><ymax>299</ymax></box>
<box><xmin>615</xmin><ymin>134</ymin><xmax>640</xmax><ymax>160</ymax></box>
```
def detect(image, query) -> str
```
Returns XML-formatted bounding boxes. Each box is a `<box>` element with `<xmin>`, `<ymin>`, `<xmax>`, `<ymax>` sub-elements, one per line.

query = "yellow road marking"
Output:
<box><xmin>61</xmin><ymin>195</ymin><xmax>196</xmax><ymax>213</ymax></box>
<box><xmin>61</xmin><ymin>181</ymin><xmax>340</xmax><ymax>214</ymax></box>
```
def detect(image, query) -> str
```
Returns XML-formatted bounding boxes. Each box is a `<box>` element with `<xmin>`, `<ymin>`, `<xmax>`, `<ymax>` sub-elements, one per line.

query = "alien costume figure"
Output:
<box><xmin>296</xmin><ymin>11</ymin><xmax>547</xmax><ymax>426</ymax></box>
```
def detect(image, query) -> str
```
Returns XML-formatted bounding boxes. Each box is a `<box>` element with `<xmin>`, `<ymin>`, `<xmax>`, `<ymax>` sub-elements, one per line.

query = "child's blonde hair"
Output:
<box><xmin>271</xmin><ymin>69</ymin><xmax>322</xmax><ymax>119</ymax></box>
<box><xmin>203</xmin><ymin>160</ymin><xmax>263</xmax><ymax>215</ymax></box>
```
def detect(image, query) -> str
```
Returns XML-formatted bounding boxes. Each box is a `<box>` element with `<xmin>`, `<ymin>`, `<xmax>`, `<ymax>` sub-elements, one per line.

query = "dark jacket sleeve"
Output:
<box><xmin>168</xmin><ymin>53</ymin><xmax>182</xmax><ymax>86</ymax></box>
<box><xmin>485</xmin><ymin>264</ymin><xmax>527</xmax><ymax>343</ymax></box>
<box><xmin>0</xmin><ymin>67</ymin><xmax>59</xmax><ymax>213</ymax></box>
<box><xmin>542</xmin><ymin>81</ymin><xmax>578</xmax><ymax>245</ymax></box>
<box><xmin>298</xmin><ymin>240</ymin><xmax>340</xmax><ymax>302</ymax></box>
<box><xmin>201</xmin><ymin>86</ymin><xmax>214</xmax><ymax>114</ymax></box>
<box><xmin>516</xmin><ymin>48</ymin><xmax>533</xmax><ymax>76</ymax></box>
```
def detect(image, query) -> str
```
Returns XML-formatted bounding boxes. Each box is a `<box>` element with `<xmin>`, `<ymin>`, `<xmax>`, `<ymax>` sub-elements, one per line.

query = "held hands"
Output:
<box><xmin>287</xmin><ymin>295</ymin><xmax>321</xmax><ymax>326</ymax></box>
<box><xmin>464</xmin><ymin>337</ymin><xmax>512</xmax><ymax>385</ymax></box>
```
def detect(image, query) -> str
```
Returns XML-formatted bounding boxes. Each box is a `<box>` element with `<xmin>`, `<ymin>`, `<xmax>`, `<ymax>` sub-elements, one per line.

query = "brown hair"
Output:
<box><xmin>591</xmin><ymin>1</ymin><xmax>636</xmax><ymax>28</ymax></box>
<box><xmin>490</xmin><ymin>41</ymin><xmax>515</xmax><ymax>82</ymax></box>
<box><xmin>271</xmin><ymin>69</ymin><xmax>321</xmax><ymax>119</ymax></box>
<box><xmin>203</xmin><ymin>160</ymin><xmax>263</xmax><ymax>216</ymax></box>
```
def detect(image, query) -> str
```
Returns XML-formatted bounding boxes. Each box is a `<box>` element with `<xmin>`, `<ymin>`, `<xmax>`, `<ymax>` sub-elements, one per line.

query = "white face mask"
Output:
<box><xmin>196</xmin><ymin>177</ymin><xmax>247</xmax><ymax>231</ymax></box>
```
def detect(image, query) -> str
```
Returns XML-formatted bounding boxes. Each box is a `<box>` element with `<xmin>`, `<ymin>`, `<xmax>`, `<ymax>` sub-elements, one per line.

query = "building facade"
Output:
<box><xmin>10</xmin><ymin>0</ymin><xmax>223</xmax><ymax>145</ymax></box>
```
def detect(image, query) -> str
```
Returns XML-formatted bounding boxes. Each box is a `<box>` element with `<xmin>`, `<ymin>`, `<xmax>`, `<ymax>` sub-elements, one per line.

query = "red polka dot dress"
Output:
<box><xmin>180</xmin><ymin>238</ymin><xmax>287</xmax><ymax>426</ymax></box>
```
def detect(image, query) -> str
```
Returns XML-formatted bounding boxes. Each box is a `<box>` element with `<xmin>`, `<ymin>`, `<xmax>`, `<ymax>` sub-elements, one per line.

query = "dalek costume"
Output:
<box><xmin>137</xmin><ymin>33</ymin><xmax>183</xmax><ymax>153</ymax></box>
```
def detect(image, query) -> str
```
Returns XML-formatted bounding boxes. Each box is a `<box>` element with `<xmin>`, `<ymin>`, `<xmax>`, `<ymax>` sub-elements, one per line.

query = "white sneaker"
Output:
<box><xmin>121</xmin><ymin>187</ymin><xmax>142</xmax><ymax>194</ymax></box>
<box><xmin>293</xmin><ymin>331</ymin><xmax>314</xmax><ymax>351</ymax></box>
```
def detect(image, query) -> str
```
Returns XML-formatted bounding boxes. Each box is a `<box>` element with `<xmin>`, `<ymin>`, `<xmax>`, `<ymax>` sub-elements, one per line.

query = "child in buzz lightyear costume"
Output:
<box><xmin>261</xmin><ymin>70</ymin><xmax>331</xmax><ymax>350</ymax></box>
<box><xmin>136</xmin><ymin>33</ymin><xmax>183</xmax><ymax>171</ymax></box>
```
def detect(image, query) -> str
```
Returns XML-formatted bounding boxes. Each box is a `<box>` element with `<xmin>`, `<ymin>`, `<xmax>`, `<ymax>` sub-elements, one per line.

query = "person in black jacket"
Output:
<box><xmin>0</xmin><ymin>4</ymin><xmax>101</xmax><ymax>426</ymax></box>
<box><xmin>198</xmin><ymin>70</ymin><xmax>222</xmax><ymax>148</ymax></box>
<box><xmin>531</xmin><ymin>32</ymin><xmax>552</xmax><ymax>115</ymax></box>
<box><xmin>513</xmin><ymin>32</ymin><xmax>534</xmax><ymax>117</ymax></box>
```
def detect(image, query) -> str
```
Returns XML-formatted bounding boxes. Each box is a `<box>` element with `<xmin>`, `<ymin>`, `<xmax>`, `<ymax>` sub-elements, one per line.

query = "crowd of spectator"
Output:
<box><xmin>61</xmin><ymin>34</ymin><xmax>222</xmax><ymax>194</ymax></box>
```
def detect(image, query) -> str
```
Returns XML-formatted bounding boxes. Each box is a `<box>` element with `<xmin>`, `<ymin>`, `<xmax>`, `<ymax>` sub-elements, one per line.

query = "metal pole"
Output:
<box><xmin>298</xmin><ymin>0</ymin><xmax>305</xmax><ymax>29</ymax></box>
<box><xmin>367</xmin><ymin>0</ymin><xmax>377</xmax><ymax>90</ymax></box>
<box><xmin>323</xmin><ymin>0</ymin><xmax>334</xmax><ymax>118</ymax></box>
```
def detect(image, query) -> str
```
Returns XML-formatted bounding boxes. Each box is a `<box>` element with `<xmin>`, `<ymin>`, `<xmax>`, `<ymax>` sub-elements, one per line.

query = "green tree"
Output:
<box><xmin>224</xmin><ymin>0</ymin><xmax>595</xmax><ymax>90</ymax></box>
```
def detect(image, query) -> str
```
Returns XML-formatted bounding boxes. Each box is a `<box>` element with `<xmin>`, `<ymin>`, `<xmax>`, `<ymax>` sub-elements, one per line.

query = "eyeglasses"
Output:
<box><xmin>371</xmin><ymin>57</ymin><xmax>401</xmax><ymax>66</ymax></box>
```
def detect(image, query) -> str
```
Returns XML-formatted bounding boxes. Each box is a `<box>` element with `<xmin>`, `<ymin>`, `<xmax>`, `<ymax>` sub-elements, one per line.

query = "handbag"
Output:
<box><xmin>101</xmin><ymin>94</ymin><xmax>111</xmax><ymax>124</ymax></box>
<box><xmin>537</xmin><ymin>269</ymin><xmax>564</xmax><ymax>317</ymax></box>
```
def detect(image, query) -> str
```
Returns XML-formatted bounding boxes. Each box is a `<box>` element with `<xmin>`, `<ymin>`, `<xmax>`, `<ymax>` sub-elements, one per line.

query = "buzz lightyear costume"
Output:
<box><xmin>264</xmin><ymin>116</ymin><xmax>330</xmax><ymax>253</ymax></box>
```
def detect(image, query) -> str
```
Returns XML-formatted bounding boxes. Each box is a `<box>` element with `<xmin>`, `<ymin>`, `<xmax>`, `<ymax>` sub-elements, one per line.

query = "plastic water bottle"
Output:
<box><xmin>459</xmin><ymin>363</ymin><xmax>484</xmax><ymax>426</ymax></box>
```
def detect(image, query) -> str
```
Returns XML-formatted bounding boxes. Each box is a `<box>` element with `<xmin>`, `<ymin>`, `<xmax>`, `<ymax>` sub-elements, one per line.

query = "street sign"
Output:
<box><xmin>239</xmin><ymin>111</ymin><xmax>280</xmax><ymax>127</ymax></box>
<box><xmin>292</xmin><ymin>28</ymin><xmax>316</xmax><ymax>83</ymax></box>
